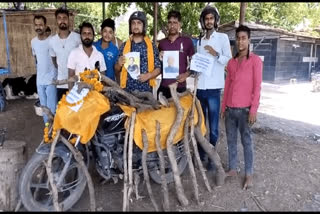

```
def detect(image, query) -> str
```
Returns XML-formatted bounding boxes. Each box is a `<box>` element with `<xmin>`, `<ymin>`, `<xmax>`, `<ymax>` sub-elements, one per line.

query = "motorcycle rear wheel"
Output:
<box><xmin>19</xmin><ymin>152</ymin><xmax>87</xmax><ymax>211</ymax></box>
<box><xmin>148</xmin><ymin>141</ymin><xmax>188</xmax><ymax>184</ymax></box>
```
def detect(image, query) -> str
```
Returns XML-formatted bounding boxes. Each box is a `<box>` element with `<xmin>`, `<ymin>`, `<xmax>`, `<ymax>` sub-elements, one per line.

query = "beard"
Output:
<box><xmin>132</xmin><ymin>27</ymin><xmax>144</xmax><ymax>36</ymax></box>
<box><xmin>168</xmin><ymin>28</ymin><xmax>179</xmax><ymax>36</ymax></box>
<box><xmin>205</xmin><ymin>25</ymin><xmax>214</xmax><ymax>31</ymax></box>
<box><xmin>35</xmin><ymin>29</ymin><xmax>44</xmax><ymax>35</ymax></box>
<box><xmin>82</xmin><ymin>38</ymin><xmax>93</xmax><ymax>47</ymax></box>
<box><xmin>58</xmin><ymin>23</ymin><xmax>68</xmax><ymax>30</ymax></box>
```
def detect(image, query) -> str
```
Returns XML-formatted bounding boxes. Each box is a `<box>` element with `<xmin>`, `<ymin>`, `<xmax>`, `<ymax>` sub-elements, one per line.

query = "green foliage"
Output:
<box><xmin>214</xmin><ymin>2</ymin><xmax>240</xmax><ymax>25</ymax></box>
<box><xmin>1</xmin><ymin>2</ymin><xmax>320</xmax><ymax>37</ymax></box>
<box><xmin>116</xmin><ymin>21</ymin><xmax>129</xmax><ymax>42</ymax></box>
<box><xmin>20</xmin><ymin>2</ymin><xmax>103</xmax><ymax>37</ymax></box>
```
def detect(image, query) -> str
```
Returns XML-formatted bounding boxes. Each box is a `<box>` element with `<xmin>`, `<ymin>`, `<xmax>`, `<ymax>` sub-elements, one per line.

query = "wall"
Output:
<box><xmin>275</xmin><ymin>39</ymin><xmax>311</xmax><ymax>82</ymax></box>
<box><xmin>0</xmin><ymin>9</ymin><xmax>75</xmax><ymax>79</ymax></box>
<box><xmin>251</xmin><ymin>38</ymin><xmax>277</xmax><ymax>82</ymax></box>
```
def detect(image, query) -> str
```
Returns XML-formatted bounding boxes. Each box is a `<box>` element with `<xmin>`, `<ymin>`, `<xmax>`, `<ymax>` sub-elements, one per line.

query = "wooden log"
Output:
<box><xmin>45</xmin><ymin>129</ymin><xmax>62</xmax><ymax>211</ymax></box>
<box><xmin>59</xmin><ymin>135</ymin><xmax>96</xmax><ymax>211</ymax></box>
<box><xmin>122</xmin><ymin>116</ymin><xmax>131</xmax><ymax>211</ymax></box>
<box><xmin>154</xmin><ymin>121</ymin><xmax>170</xmax><ymax>211</ymax></box>
<box><xmin>52</xmin><ymin>75</ymin><xmax>78</xmax><ymax>86</ymax></box>
<box><xmin>189</xmin><ymin>73</ymin><xmax>212</xmax><ymax>192</ymax></box>
<box><xmin>0</xmin><ymin>140</ymin><xmax>27</xmax><ymax>211</ymax></box>
<box><xmin>183</xmin><ymin>112</ymin><xmax>200</xmax><ymax>204</ymax></box>
<box><xmin>167</xmin><ymin>82</ymin><xmax>189</xmax><ymax>206</ymax></box>
<box><xmin>141</xmin><ymin>129</ymin><xmax>159</xmax><ymax>211</ymax></box>
<box><xmin>194</xmin><ymin>99</ymin><xmax>226</xmax><ymax>186</ymax></box>
<box><xmin>127</xmin><ymin>111</ymin><xmax>137</xmax><ymax>203</ymax></box>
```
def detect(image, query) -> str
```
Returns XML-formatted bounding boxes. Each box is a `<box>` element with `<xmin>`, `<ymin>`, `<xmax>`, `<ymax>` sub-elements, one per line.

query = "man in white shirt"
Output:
<box><xmin>67</xmin><ymin>21</ymin><xmax>106</xmax><ymax>89</ymax></box>
<box><xmin>31</xmin><ymin>15</ymin><xmax>57</xmax><ymax>124</ymax></box>
<box><xmin>196</xmin><ymin>6</ymin><xmax>232</xmax><ymax>170</ymax></box>
<box><xmin>49</xmin><ymin>7</ymin><xmax>81</xmax><ymax>101</ymax></box>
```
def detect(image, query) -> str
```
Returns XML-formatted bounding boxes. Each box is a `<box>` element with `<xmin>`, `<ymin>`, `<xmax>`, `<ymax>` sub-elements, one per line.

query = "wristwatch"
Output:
<box><xmin>216</xmin><ymin>52</ymin><xmax>220</xmax><ymax>59</ymax></box>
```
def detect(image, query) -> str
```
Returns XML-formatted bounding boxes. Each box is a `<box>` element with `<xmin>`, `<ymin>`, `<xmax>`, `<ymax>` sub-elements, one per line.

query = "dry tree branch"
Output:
<box><xmin>122</xmin><ymin>116</ymin><xmax>131</xmax><ymax>211</ymax></box>
<box><xmin>132</xmin><ymin>90</ymin><xmax>160</xmax><ymax>107</ymax></box>
<box><xmin>141</xmin><ymin>129</ymin><xmax>159</xmax><ymax>211</ymax></box>
<box><xmin>40</xmin><ymin>106</ymin><xmax>54</xmax><ymax>123</ymax></box>
<box><xmin>127</xmin><ymin>111</ymin><xmax>137</xmax><ymax>204</ymax></box>
<box><xmin>52</xmin><ymin>76</ymin><xmax>78</xmax><ymax>86</ymax></box>
<box><xmin>158</xmin><ymin>92</ymin><xmax>169</xmax><ymax>107</ymax></box>
<box><xmin>76</xmin><ymin>82</ymin><xmax>93</xmax><ymax>93</ymax></box>
<box><xmin>155</xmin><ymin>121</ymin><xmax>170</xmax><ymax>211</ymax></box>
<box><xmin>59</xmin><ymin>135</ymin><xmax>96</xmax><ymax>211</ymax></box>
<box><xmin>194</xmin><ymin>99</ymin><xmax>226</xmax><ymax>186</ymax></box>
<box><xmin>166</xmin><ymin>82</ymin><xmax>189</xmax><ymax>206</ymax></box>
<box><xmin>183</xmin><ymin>111</ymin><xmax>200</xmax><ymax>204</ymax></box>
<box><xmin>45</xmin><ymin>129</ymin><xmax>62</xmax><ymax>211</ymax></box>
<box><xmin>189</xmin><ymin>73</ymin><xmax>212</xmax><ymax>192</ymax></box>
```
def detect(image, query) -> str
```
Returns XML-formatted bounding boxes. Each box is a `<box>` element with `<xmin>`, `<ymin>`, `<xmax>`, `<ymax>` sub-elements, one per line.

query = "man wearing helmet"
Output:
<box><xmin>196</xmin><ymin>6</ymin><xmax>232</xmax><ymax>171</ymax></box>
<box><xmin>115</xmin><ymin>11</ymin><xmax>161</xmax><ymax>93</ymax></box>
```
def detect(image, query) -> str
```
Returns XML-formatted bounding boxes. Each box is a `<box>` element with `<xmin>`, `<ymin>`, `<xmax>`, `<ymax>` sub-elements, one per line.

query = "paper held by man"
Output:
<box><xmin>190</xmin><ymin>53</ymin><xmax>213</xmax><ymax>76</ymax></box>
<box><xmin>124</xmin><ymin>52</ymin><xmax>140</xmax><ymax>80</ymax></box>
<box><xmin>163</xmin><ymin>51</ymin><xmax>179</xmax><ymax>79</ymax></box>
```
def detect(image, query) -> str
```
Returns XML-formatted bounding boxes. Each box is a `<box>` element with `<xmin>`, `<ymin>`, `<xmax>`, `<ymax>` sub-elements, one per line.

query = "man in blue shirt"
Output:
<box><xmin>94</xmin><ymin>18</ymin><xmax>119</xmax><ymax>82</ymax></box>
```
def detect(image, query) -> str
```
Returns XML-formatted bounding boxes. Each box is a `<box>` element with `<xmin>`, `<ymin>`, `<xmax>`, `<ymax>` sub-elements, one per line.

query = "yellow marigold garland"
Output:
<box><xmin>79</xmin><ymin>69</ymin><xmax>103</xmax><ymax>92</ymax></box>
<box><xmin>43</xmin><ymin>69</ymin><xmax>104</xmax><ymax>144</ymax></box>
<box><xmin>44</xmin><ymin>122</ymin><xmax>57</xmax><ymax>143</ymax></box>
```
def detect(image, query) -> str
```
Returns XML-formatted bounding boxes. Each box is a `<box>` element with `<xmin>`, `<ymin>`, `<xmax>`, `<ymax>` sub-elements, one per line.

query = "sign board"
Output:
<box><xmin>302</xmin><ymin>57</ymin><xmax>318</xmax><ymax>63</ymax></box>
<box><xmin>190</xmin><ymin>53</ymin><xmax>213</xmax><ymax>76</ymax></box>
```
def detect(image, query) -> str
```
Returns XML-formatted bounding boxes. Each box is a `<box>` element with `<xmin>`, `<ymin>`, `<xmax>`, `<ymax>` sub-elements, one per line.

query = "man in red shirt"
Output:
<box><xmin>221</xmin><ymin>25</ymin><xmax>263</xmax><ymax>190</ymax></box>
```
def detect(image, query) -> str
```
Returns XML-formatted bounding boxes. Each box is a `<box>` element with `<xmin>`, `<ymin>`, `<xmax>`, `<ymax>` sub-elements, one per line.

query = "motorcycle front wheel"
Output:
<box><xmin>19</xmin><ymin>151</ymin><xmax>87</xmax><ymax>211</ymax></box>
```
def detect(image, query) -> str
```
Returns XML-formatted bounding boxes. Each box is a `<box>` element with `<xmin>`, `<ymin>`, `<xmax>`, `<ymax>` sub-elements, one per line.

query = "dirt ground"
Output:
<box><xmin>1</xmin><ymin>81</ymin><xmax>320</xmax><ymax>211</ymax></box>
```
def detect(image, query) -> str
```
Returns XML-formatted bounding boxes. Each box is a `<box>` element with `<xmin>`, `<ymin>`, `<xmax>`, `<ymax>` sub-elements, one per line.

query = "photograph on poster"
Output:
<box><xmin>163</xmin><ymin>51</ymin><xmax>179</xmax><ymax>79</ymax></box>
<box><xmin>124</xmin><ymin>52</ymin><xmax>140</xmax><ymax>79</ymax></box>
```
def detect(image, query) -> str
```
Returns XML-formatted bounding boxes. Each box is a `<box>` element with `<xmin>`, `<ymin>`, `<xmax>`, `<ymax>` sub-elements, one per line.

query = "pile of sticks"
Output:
<box><xmin>42</xmin><ymin>74</ymin><xmax>226</xmax><ymax>211</ymax></box>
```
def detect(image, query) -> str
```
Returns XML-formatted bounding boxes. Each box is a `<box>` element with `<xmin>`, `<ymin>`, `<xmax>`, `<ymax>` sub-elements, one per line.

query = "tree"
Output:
<box><xmin>106</xmin><ymin>2</ymin><xmax>207</xmax><ymax>38</ymax></box>
<box><xmin>1</xmin><ymin>2</ymin><xmax>319</xmax><ymax>37</ymax></box>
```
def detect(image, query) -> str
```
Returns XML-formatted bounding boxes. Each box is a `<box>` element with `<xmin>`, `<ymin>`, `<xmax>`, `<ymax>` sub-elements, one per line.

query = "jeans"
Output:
<box><xmin>37</xmin><ymin>84</ymin><xmax>57</xmax><ymax>124</ymax></box>
<box><xmin>225</xmin><ymin>107</ymin><xmax>254</xmax><ymax>175</ymax></box>
<box><xmin>196</xmin><ymin>89</ymin><xmax>221</xmax><ymax>162</ymax></box>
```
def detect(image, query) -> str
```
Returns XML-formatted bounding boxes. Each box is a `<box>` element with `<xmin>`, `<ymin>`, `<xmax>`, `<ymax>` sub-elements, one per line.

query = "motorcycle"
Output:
<box><xmin>18</xmin><ymin>94</ymin><xmax>188</xmax><ymax>211</ymax></box>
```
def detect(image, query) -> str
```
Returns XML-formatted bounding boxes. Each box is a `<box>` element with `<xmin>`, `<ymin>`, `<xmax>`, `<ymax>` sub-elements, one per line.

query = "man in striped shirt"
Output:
<box><xmin>221</xmin><ymin>25</ymin><xmax>263</xmax><ymax>190</ymax></box>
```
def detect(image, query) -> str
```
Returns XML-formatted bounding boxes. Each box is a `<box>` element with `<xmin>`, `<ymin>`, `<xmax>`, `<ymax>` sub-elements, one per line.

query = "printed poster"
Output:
<box><xmin>163</xmin><ymin>51</ymin><xmax>179</xmax><ymax>79</ymax></box>
<box><xmin>124</xmin><ymin>52</ymin><xmax>140</xmax><ymax>80</ymax></box>
<box><xmin>190</xmin><ymin>53</ymin><xmax>213</xmax><ymax>76</ymax></box>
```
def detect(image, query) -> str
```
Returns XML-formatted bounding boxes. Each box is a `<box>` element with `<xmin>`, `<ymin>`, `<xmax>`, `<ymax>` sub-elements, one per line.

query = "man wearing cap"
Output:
<box><xmin>115</xmin><ymin>11</ymin><xmax>161</xmax><ymax>93</ymax></box>
<box><xmin>94</xmin><ymin>18</ymin><xmax>120</xmax><ymax>82</ymax></box>
<box><xmin>196</xmin><ymin>6</ymin><xmax>232</xmax><ymax>171</ymax></box>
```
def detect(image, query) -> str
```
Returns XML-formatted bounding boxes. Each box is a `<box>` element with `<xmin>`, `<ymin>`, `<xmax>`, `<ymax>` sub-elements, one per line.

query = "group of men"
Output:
<box><xmin>31</xmin><ymin>6</ymin><xmax>262</xmax><ymax>190</ymax></box>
